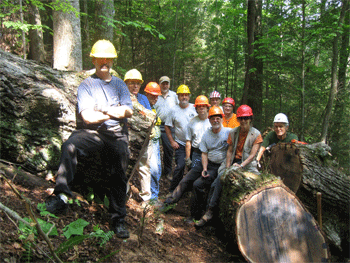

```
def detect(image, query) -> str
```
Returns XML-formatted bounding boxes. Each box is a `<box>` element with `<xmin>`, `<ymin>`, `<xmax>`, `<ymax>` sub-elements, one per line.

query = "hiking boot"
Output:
<box><xmin>195</xmin><ymin>208</ymin><xmax>214</xmax><ymax>228</ymax></box>
<box><xmin>112</xmin><ymin>220</ymin><xmax>130</xmax><ymax>239</ymax></box>
<box><xmin>45</xmin><ymin>195</ymin><xmax>68</xmax><ymax>215</ymax></box>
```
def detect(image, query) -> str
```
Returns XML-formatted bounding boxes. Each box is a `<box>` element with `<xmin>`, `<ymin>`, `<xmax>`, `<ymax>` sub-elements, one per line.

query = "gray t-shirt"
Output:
<box><xmin>154</xmin><ymin>90</ymin><xmax>179</xmax><ymax>123</ymax></box>
<box><xmin>186</xmin><ymin>116</ymin><xmax>211</xmax><ymax>149</ymax></box>
<box><xmin>199</xmin><ymin>126</ymin><xmax>231</xmax><ymax>164</ymax></box>
<box><xmin>165</xmin><ymin>104</ymin><xmax>197</xmax><ymax>146</ymax></box>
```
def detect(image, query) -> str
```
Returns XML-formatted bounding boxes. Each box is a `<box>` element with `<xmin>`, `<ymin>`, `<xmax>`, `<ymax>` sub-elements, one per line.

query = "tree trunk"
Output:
<box><xmin>95</xmin><ymin>0</ymin><xmax>115</xmax><ymax>42</ymax></box>
<box><xmin>53</xmin><ymin>0</ymin><xmax>82</xmax><ymax>71</ymax></box>
<box><xmin>28</xmin><ymin>1</ymin><xmax>46</xmax><ymax>63</ymax></box>
<box><xmin>266</xmin><ymin>142</ymin><xmax>350</xmax><ymax>254</ymax></box>
<box><xmin>320</xmin><ymin>0</ymin><xmax>347</xmax><ymax>142</ymax></box>
<box><xmin>219</xmin><ymin>168</ymin><xmax>329</xmax><ymax>263</ymax></box>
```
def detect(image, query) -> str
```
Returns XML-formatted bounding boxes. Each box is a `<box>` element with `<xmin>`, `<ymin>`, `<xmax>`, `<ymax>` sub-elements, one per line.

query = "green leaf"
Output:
<box><xmin>62</xmin><ymin>219</ymin><xmax>90</xmax><ymax>239</ymax></box>
<box><xmin>56</xmin><ymin>235</ymin><xmax>88</xmax><ymax>255</ymax></box>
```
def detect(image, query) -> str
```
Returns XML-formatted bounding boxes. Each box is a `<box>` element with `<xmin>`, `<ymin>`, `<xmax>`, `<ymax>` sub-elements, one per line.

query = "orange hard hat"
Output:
<box><xmin>195</xmin><ymin>95</ymin><xmax>211</xmax><ymax>108</ymax></box>
<box><xmin>144</xmin><ymin>82</ymin><xmax>161</xmax><ymax>95</ymax></box>
<box><xmin>208</xmin><ymin>106</ymin><xmax>224</xmax><ymax>118</ymax></box>
<box><xmin>222</xmin><ymin>97</ymin><xmax>235</xmax><ymax>107</ymax></box>
<box><xmin>237</xmin><ymin>105</ymin><xmax>253</xmax><ymax>117</ymax></box>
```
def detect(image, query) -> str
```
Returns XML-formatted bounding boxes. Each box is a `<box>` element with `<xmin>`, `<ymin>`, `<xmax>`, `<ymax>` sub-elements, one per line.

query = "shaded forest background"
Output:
<box><xmin>1</xmin><ymin>0</ymin><xmax>349</xmax><ymax>172</ymax></box>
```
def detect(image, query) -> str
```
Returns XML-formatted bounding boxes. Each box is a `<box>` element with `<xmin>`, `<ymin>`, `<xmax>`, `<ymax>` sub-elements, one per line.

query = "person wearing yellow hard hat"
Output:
<box><xmin>124</xmin><ymin>69</ymin><xmax>153</xmax><ymax>207</ymax></box>
<box><xmin>164</xmin><ymin>84</ymin><xmax>197</xmax><ymax>195</ymax></box>
<box><xmin>154</xmin><ymin>76</ymin><xmax>179</xmax><ymax>180</ymax></box>
<box><xmin>45</xmin><ymin>39</ymin><xmax>133</xmax><ymax>239</ymax></box>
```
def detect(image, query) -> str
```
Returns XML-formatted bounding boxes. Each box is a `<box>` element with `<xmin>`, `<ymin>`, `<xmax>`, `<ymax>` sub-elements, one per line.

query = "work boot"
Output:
<box><xmin>112</xmin><ymin>219</ymin><xmax>130</xmax><ymax>239</ymax></box>
<box><xmin>45</xmin><ymin>195</ymin><xmax>68</xmax><ymax>215</ymax></box>
<box><xmin>195</xmin><ymin>208</ymin><xmax>214</xmax><ymax>228</ymax></box>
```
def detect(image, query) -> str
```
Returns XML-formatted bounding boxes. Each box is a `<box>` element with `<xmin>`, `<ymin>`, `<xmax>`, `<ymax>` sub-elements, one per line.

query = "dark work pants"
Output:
<box><xmin>160</xmin><ymin>125</ymin><xmax>174</xmax><ymax>176</ymax></box>
<box><xmin>191</xmin><ymin>161</ymin><xmax>221</xmax><ymax>219</ymax></box>
<box><xmin>169</xmin><ymin>144</ymin><xmax>186</xmax><ymax>192</ymax></box>
<box><xmin>166</xmin><ymin>151</ymin><xmax>202</xmax><ymax>203</ymax></box>
<box><xmin>54</xmin><ymin>129</ymin><xmax>129</xmax><ymax>221</ymax></box>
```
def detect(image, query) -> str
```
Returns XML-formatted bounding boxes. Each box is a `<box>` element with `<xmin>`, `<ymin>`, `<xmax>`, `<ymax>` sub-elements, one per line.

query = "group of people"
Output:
<box><xmin>45</xmin><ymin>39</ymin><xmax>298</xmax><ymax>239</ymax></box>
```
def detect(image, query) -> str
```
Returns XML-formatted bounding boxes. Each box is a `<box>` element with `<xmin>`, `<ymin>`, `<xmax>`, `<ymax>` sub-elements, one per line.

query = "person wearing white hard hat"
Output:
<box><xmin>256</xmin><ymin>113</ymin><xmax>298</xmax><ymax>165</ymax></box>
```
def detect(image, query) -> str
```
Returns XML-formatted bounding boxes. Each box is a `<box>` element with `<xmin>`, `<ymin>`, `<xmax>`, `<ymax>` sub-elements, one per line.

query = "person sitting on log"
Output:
<box><xmin>160</xmin><ymin>96</ymin><xmax>211</xmax><ymax>219</ymax></box>
<box><xmin>256</xmin><ymin>113</ymin><xmax>298</xmax><ymax>167</ymax></box>
<box><xmin>45</xmin><ymin>40</ymin><xmax>133</xmax><ymax>239</ymax></box>
<box><xmin>195</xmin><ymin>105</ymin><xmax>262</xmax><ymax>228</ymax></box>
<box><xmin>185</xmin><ymin>106</ymin><xmax>231</xmax><ymax>223</ymax></box>
<box><xmin>164</xmin><ymin>85</ymin><xmax>198</xmax><ymax>196</ymax></box>
<box><xmin>144</xmin><ymin>82</ymin><xmax>163</xmax><ymax>203</ymax></box>
<box><xmin>124</xmin><ymin>69</ymin><xmax>153</xmax><ymax>207</ymax></box>
<box><xmin>222</xmin><ymin>97</ymin><xmax>240</xmax><ymax>128</ymax></box>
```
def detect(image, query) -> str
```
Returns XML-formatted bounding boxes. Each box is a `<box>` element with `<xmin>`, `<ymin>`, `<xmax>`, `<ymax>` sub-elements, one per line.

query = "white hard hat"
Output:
<box><xmin>274</xmin><ymin>113</ymin><xmax>289</xmax><ymax>125</ymax></box>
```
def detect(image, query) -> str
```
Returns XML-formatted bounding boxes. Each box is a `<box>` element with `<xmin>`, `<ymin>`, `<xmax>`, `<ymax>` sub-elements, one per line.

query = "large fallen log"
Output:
<box><xmin>219</xmin><ymin>168</ymin><xmax>330</xmax><ymax>263</ymax></box>
<box><xmin>0</xmin><ymin>49</ymin><xmax>154</xmax><ymax>190</ymax></box>
<box><xmin>266</xmin><ymin>142</ymin><xmax>350</xmax><ymax>255</ymax></box>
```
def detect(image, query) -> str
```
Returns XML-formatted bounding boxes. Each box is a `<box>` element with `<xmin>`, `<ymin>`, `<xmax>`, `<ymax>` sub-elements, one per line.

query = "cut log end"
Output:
<box><xmin>236</xmin><ymin>186</ymin><xmax>329</xmax><ymax>263</ymax></box>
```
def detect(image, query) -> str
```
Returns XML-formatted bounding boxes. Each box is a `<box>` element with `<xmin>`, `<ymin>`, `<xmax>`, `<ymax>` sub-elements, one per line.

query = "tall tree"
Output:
<box><xmin>53</xmin><ymin>0</ymin><xmax>82</xmax><ymax>71</ymax></box>
<box><xmin>28</xmin><ymin>1</ymin><xmax>46</xmax><ymax>63</ymax></box>
<box><xmin>95</xmin><ymin>0</ymin><xmax>114</xmax><ymax>42</ymax></box>
<box><xmin>320</xmin><ymin>0</ymin><xmax>347</xmax><ymax>142</ymax></box>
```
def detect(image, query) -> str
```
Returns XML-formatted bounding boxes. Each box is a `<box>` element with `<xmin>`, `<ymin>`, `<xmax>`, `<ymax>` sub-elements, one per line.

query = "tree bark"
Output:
<box><xmin>53</xmin><ymin>0</ymin><xmax>82</xmax><ymax>71</ymax></box>
<box><xmin>28</xmin><ymin>1</ymin><xmax>46</xmax><ymax>63</ymax></box>
<box><xmin>95</xmin><ymin>0</ymin><xmax>115</xmax><ymax>42</ymax></box>
<box><xmin>219</xmin><ymin>168</ymin><xmax>329</xmax><ymax>263</ymax></box>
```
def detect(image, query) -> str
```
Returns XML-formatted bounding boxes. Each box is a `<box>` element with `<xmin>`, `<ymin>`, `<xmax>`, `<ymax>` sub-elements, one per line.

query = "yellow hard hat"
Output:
<box><xmin>124</xmin><ymin>69</ymin><xmax>143</xmax><ymax>84</ymax></box>
<box><xmin>90</xmin><ymin>39</ymin><xmax>118</xmax><ymax>58</ymax></box>
<box><xmin>176</xmin><ymin>84</ymin><xmax>191</xmax><ymax>94</ymax></box>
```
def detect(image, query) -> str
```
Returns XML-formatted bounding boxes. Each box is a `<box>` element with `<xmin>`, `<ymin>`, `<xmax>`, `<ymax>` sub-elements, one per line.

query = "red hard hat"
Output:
<box><xmin>208</xmin><ymin>106</ymin><xmax>224</xmax><ymax>118</ymax></box>
<box><xmin>209</xmin><ymin>90</ymin><xmax>221</xmax><ymax>99</ymax></box>
<box><xmin>222</xmin><ymin>97</ymin><xmax>235</xmax><ymax>107</ymax></box>
<box><xmin>195</xmin><ymin>95</ymin><xmax>211</xmax><ymax>107</ymax></box>
<box><xmin>237</xmin><ymin>105</ymin><xmax>253</xmax><ymax>117</ymax></box>
<box><xmin>144</xmin><ymin>82</ymin><xmax>161</xmax><ymax>95</ymax></box>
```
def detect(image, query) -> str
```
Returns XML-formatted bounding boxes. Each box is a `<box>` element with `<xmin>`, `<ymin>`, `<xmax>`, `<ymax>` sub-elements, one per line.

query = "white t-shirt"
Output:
<box><xmin>199</xmin><ymin>126</ymin><xmax>231</xmax><ymax>164</ymax></box>
<box><xmin>186</xmin><ymin>116</ymin><xmax>211</xmax><ymax>149</ymax></box>
<box><xmin>154</xmin><ymin>90</ymin><xmax>179</xmax><ymax>123</ymax></box>
<box><xmin>165</xmin><ymin>104</ymin><xmax>197</xmax><ymax>146</ymax></box>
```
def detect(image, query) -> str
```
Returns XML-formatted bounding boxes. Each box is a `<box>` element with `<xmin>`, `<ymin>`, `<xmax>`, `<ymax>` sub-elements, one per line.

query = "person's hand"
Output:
<box><xmin>150</xmin><ymin>128</ymin><xmax>156</xmax><ymax>139</ymax></box>
<box><xmin>185</xmin><ymin>158</ymin><xmax>192</xmax><ymax>168</ymax></box>
<box><xmin>94</xmin><ymin>104</ymin><xmax>109</xmax><ymax>114</ymax></box>
<box><xmin>171</xmin><ymin>141</ymin><xmax>180</xmax><ymax>149</ymax></box>
<box><xmin>202</xmin><ymin>170</ymin><xmax>209</xmax><ymax>178</ymax></box>
<box><xmin>257</xmin><ymin>160</ymin><xmax>262</xmax><ymax>170</ymax></box>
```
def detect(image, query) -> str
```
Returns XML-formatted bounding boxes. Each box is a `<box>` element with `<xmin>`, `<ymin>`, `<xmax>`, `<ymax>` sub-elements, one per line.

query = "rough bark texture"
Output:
<box><xmin>267</xmin><ymin>142</ymin><xmax>350</xmax><ymax>254</ymax></box>
<box><xmin>0</xmin><ymin>49</ymin><xmax>154</xmax><ymax>186</ymax></box>
<box><xmin>53</xmin><ymin>0</ymin><xmax>82</xmax><ymax>71</ymax></box>
<box><xmin>219</xmin><ymin>168</ymin><xmax>329</xmax><ymax>263</ymax></box>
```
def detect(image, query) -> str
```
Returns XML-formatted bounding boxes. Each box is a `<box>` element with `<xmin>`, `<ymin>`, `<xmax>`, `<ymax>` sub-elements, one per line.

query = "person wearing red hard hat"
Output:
<box><xmin>222</xmin><ymin>97</ymin><xmax>240</xmax><ymax>128</ymax></box>
<box><xmin>196</xmin><ymin>105</ymin><xmax>263</xmax><ymax>228</ymax></box>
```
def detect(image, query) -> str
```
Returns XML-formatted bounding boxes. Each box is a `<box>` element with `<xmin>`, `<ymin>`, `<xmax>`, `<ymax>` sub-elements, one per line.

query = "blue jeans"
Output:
<box><xmin>150</xmin><ymin>139</ymin><xmax>162</xmax><ymax>200</ymax></box>
<box><xmin>169</xmin><ymin>144</ymin><xmax>186</xmax><ymax>192</ymax></box>
<box><xmin>160</xmin><ymin>125</ymin><xmax>174</xmax><ymax>176</ymax></box>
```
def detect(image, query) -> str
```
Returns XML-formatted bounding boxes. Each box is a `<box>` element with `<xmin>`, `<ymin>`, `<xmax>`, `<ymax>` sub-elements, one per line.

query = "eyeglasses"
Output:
<box><xmin>237</xmin><ymin>116</ymin><xmax>251</xmax><ymax>120</ymax></box>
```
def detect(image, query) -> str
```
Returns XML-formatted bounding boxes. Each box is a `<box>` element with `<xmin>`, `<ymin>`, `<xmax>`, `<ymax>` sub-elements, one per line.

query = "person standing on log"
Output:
<box><xmin>160</xmin><ymin>96</ymin><xmax>211</xmax><ymax>216</ymax></box>
<box><xmin>196</xmin><ymin>105</ymin><xmax>262</xmax><ymax>228</ymax></box>
<box><xmin>164</xmin><ymin>85</ymin><xmax>197</xmax><ymax>195</ymax></box>
<box><xmin>256</xmin><ymin>113</ymin><xmax>298</xmax><ymax>167</ymax></box>
<box><xmin>222</xmin><ymin>97</ymin><xmax>240</xmax><ymax>128</ymax></box>
<box><xmin>144</xmin><ymin>82</ymin><xmax>163</xmax><ymax>203</ymax></box>
<box><xmin>45</xmin><ymin>39</ymin><xmax>133</xmax><ymax>239</ymax></box>
<box><xmin>124</xmin><ymin>69</ymin><xmax>153</xmax><ymax>207</ymax></box>
<box><xmin>188</xmin><ymin>106</ymin><xmax>231</xmax><ymax>222</ymax></box>
<box><xmin>154</xmin><ymin>76</ymin><xmax>179</xmax><ymax>181</ymax></box>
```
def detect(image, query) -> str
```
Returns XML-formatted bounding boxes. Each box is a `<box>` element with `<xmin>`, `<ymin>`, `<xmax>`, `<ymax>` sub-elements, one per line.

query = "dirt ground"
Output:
<box><xmin>0</xmin><ymin>169</ymin><xmax>246</xmax><ymax>263</ymax></box>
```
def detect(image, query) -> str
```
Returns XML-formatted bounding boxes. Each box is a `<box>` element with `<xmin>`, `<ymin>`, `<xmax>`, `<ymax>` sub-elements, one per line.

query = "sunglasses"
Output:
<box><xmin>237</xmin><ymin>116</ymin><xmax>251</xmax><ymax>120</ymax></box>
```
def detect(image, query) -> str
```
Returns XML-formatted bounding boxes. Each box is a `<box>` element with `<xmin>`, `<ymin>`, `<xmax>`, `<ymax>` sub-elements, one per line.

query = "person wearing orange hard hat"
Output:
<box><xmin>196</xmin><ymin>105</ymin><xmax>263</xmax><ymax>228</ymax></box>
<box><xmin>222</xmin><ymin>97</ymin><xmax>240</xmax><ymax>128</ymax></box>
<box><xmin>45</xmin><ymin>39</ymin><xmax>133</xmax><ymax>239</ymax></box>
<box><xmin>160</xmin><ymin>96</ymin><xmax>211</xmax><ymax>218</ymax></box>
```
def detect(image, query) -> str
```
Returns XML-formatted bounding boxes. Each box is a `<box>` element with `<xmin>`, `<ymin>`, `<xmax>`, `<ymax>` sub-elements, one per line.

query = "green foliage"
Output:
<box><xmin>62</xmin><ymin>218</ymin><xmax>90</xmax><ymax>239</ymax></box>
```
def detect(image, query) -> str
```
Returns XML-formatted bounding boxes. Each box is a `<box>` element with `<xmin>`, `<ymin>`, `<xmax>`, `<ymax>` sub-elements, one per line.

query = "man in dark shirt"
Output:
<box><xmin>256</xmin><ymin>113</ymin><xmax>298</xmax><ymax>165</ymax></box>
<box><xmin>45</xmin><ymin>39</ymin><xmax>133</xmax><ymax>239</ymax></box>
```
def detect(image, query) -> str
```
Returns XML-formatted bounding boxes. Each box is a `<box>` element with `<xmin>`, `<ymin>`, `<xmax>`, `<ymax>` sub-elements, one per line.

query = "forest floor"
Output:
<box><xmin>0</xmin><ymin>167</ymin><xmax>246</xmax><ymax>263</ymax></box>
